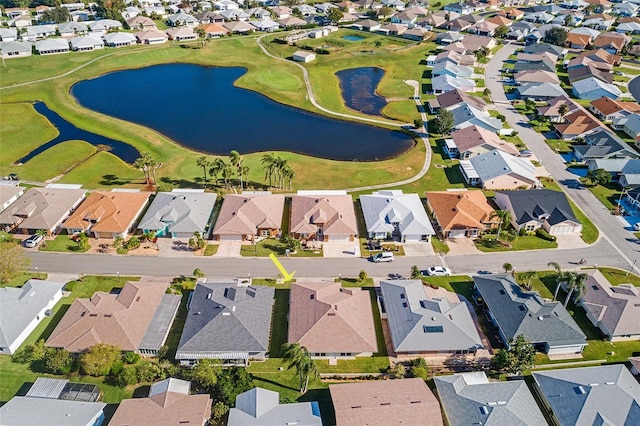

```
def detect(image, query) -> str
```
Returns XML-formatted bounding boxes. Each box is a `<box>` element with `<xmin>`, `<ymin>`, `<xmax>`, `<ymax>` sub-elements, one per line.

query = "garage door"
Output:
<box><xmin>552</xmin><ymin>225</ymin><xmax>574</xmax><ymax>235</ymax></box>
<box><xmin>328</xmin><ymin>235</ymin><xmax>350</xmax><ymax>242</ymax></box>
<box><xmin>219</xmin><ymin>234</ymin><xmax>243</xmax><ymax>241</ymax></box>
<box><xmin>448</xmin><ymin>230</ymin><xmax>467</xmax><ymax>238</ymax></box>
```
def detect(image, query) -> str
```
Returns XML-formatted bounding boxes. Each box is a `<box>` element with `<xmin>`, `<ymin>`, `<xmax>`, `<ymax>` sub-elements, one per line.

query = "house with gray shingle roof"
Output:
<box><xmin>473</xmin><ymin>274</ymin><xmax>587</xmax><ymax>356</ymax></box>
<box><xmin>516</xmin><ymin>82</ymin><xmax>565</xmax><ymax>101</ymax></box>
<box><xmin>460</xmin><ymin>150</ymin><xmax>539</xmax><ymax>190</ymax></box>
<box><xmin>0</xmin><ymin>184</ymin><xmax>24</xmax><ymax>212</ymax></box>
<box><xmin>380</xmin><ymin>280</ymin><xmax>483</xmax><ymax>358</ymax></box>
<box><xmin>494</xmin><ymin>189</ymin><xmax>582</xmax><ymax>235</ymax></box>
<box><xmin>533</xmin><ymin>365</ymin><xmax>640</xmax><ymax>426</ymax></box>
<box><xmin>447</xmin><ymin>102</ymin><xmax>502</xmax><ymax>133</ymax></box>
<box><xmin>0</xmin><ymin>280</ymin><xmax>65</xmax><ymax>355</ymax></box>
<box><xmin>176</xmin><ymin>279</ymin><xmax>274</xmax><ymax>366</ymax></box>
<box><xmin>434</xmin><ymin>372</ymin><xmax>546</xmax><ymax>426</ymax></box>
<box><xmin>589</xmin><ymin>158</ymin><xmax>640</xmax><ymax>187</ymax></box>
<box><xmin>138</xmin><ymin>189</ymin><xmax>216</xmax><ymax>239</ymax></box>
<box><xmin>360</xmin><ymin>190</ymin><xmax>434</xmax><ymax>242</ymax></box>
<box><xmin>578</xmin><ymin>269</ymin><xmax>640</xmax><ymax>341</ymax></box>
<box><xmin>228</xmin><ymin>387</ymin><xmax>322</xmax><ymax>426</ymax></box>
<box><xmin>35</xmin><ymin>38</ymin><xmax>70</xmax><ymax>55</ymax></box>
<box><xmin>573</xmin><ymin>129</ymin><xmax>639</xmax><ymax>161</ymax></box>
<box><xmin>212</xmin><ymin>192</ymin><xmax>284</xmax><ymax>242</ymax></box>
<box><xmin>103</xmin><ymin>32</ymin><xmax>137</xmax><ymax>47</ymax></box>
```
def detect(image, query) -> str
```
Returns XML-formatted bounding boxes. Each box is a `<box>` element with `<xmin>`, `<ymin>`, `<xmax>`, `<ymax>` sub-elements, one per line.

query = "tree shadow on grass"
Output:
<box><xmin>252</xmin><ymin>376</ymin><xmax>299</xmax><ymax>393</ymax></box>
<box><xmin>299</xmin><ymin>389</ymin><xmax>335</xmax><ymax>426</ymax></box>
<box><xmin>100</xmin><ymin>174</ymin><xmax>131</xmax><ymax>186</ymax></box>
<box><xmin>263</xmin><ymin>243</ymin><xmax>287</xmax><ymax>256</ymax></box>
<box><xmin>444</xmin><ymin>166</ymin><xmax>465</xmax><ymax>185</ymax></box>
<box><xmin>268</xmin><ymin>289</ymin><xmax>290</xmax><ymax>357</ymax></box>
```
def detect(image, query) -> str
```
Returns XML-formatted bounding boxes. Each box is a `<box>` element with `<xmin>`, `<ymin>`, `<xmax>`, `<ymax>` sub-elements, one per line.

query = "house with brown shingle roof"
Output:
<box><xmin>125</xmin><ymin>15</ymin><xmax>156</xmax><ymax>30</ymax></box>
<box><xmin>567</xmin><ymin>49</ymin><xmax>620</xmax><ymax>71</ymax></box>
<box><xmin>593</xmin><ymin>31</ymin><xmax>631</xmax><ymax>54</ymax></box>
<box><xmin>446</xmin><ymin>125</ymin><xmax>519</xmax><ymax>159</ymax></box>
<box><xmin>425</xmin><ymin>190</ymin><xmax>498</xmax><ymax>238</ymax></box>
<box><xmin>110</xmin><ymin>378</ymin><xmax>211</xmax><ymax>426</ymax></box>
<box><xmin>46</xmin><ymin>279</ymin><xmax>180</xmax><ymax>355</ymax></box>
<box><xmin>330</xmin><ymin>379</ymin><xmax>444</xmax><ymax>426</ymax></box>
<box><xmin>579</xmin><ymin>269</ymin><xmax>640</xmax><ymax>341</ymax></box>
<box><xmin>290</xmin><ymin>190</ymin><xmax>357</xmax><ymax>242</ymax></box>
<box><xmin>62</xmin><ymin>190</ymin><xmax>151</xmax><ymax>239</ymax></box>
<box><xmin>486</xmin><ymin>15</ymin><xmax>512</xmax><ymax>27</ymax></box>
<box><xmin>537</xmin><ymin>95</ymin><xmax>579</xmax><ymax>123</ymax></box>
<box><xmin>0</xmin><ymin>186</ymin><xmax>86</xmax><ymax>235</ymax></box>
<box><xmin>566</xmin><ymin>32</ymin><xmax>592</xmax><ymax>50</ymax></box>
<box><xmin>288</xmin><ymin>281</ymin><xmax>377</xmax><ymax>360</ymax></box>
<box><xmin>589</xmin><ymin>96</ymin><xmax>640</xmax><ymax>122</ymax></box>
<box><xmin>212</xmin><ymin>192</ymin><xmax>285</xmax><ymax>241</ymax></box>
<box><xmin>554</xmin><ymin>111</ymin><xmax>601</xmax><ymax>140</ymax></box>
<box><xmin>514</xmin><ymin>70</ymin><xmax>560</xmax><ymax>84</ymax></box>
<box><xmin>428</xmin><ymin>88</ymin><xmax>487</xmax><ymax>113</ymax></box>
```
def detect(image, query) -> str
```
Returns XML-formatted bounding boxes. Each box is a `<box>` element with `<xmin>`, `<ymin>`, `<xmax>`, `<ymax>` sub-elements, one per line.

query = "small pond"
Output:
<box><xmin>343</xmin><ymin>35</ymin><xmax>364</xmax><ymax>42</ymax></box>
<box><xmin>71</xmin><ymin>64</ymin><xmax>413</xmax><ymax>161</ymax></box>
<box><xmin>567</xmin><ymin>166</ymin><xmax>588</xmax><ymax>177</ymax></box>
<box><xmin>560</xmin><ymin>151</ymin><xmax>579</xmax><ymax>163</ymax></box>
<box><xmin>18</xmin><ymin>102</ymin><xmax>140</xmax><ymax>164</ymax></box>
<box><xmin>336</xmin><ymin>67</ymin><xmax>388</xmax><ymax>116</ymax></box>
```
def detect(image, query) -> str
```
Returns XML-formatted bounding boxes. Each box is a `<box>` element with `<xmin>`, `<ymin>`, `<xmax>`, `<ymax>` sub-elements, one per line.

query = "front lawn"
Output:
<box><xmin>39</xmin><ymin>234</ymin><xmax>89</xmax><ymax>253</ymax></box>
<box><xmin>1</xmin><ymin>273</ymin><xmax>48</xmax><ymax>288</ymax></box>
<box><xmin>595</xmin><ymin>267</ymin><xmax>640</xmax><ymax>286</ymax></box>
<box><xmin>431</xmin><ymin>237</ymin><xmax>450</xmax><ymax>254</ymax></box>
<box><xmin>541</xmin><ymin>179</ymin><xmax>599</xmax><ymax>244</ymax></box>
<box><xmin>240</xmin><ymin>238</ymin><xmax>323</xmax><ymax>257</ymax></box>
<box><xmin>203</xmin><ymin>244</ymin><xmax>218</xmax><ymax>256</ymax></box>
<box><xmin>474</xmin><ymin>235</ymin><xmax>557</xmax><ymax>252</ymax></box>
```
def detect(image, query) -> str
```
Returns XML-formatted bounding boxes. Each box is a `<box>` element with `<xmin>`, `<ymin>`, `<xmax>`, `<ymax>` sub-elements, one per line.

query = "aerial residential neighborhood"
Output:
<box><xmin>2</xmin><ymin>0</ymin><xmax>640</xmax><ymax>423</ymax></box>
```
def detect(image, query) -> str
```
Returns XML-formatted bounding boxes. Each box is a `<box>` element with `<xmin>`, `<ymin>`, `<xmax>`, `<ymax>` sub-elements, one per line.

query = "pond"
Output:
<box><xmin>336</xmin><ymin>67</ymin><xmax>388</xmax><ymax>116</ymax></box>
<box><xmin>567</xmin><ymin>166</ymin><xmax>588</xmax><ymax>177</ymax></box>
<box><xmin>71</xmin><ymin>64</ymin><xmax>414</xmax><ymax>161</ymax></box>
<box><xmin>17</xmin><ymin>102</ymin><xmax>140</xmax><ymax>165</ymax></box>
<box><xmin>343</xmin><ymin>35</ymin><xmax>364</xmax><ymax>42</ymax></box>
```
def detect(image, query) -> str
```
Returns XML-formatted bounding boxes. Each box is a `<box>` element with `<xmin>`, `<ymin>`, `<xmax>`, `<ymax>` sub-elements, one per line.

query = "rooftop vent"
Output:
<box><xmin>575</xmin><ymin>386</ymin><xmax>586</xmax><ymax>395</ymax></box>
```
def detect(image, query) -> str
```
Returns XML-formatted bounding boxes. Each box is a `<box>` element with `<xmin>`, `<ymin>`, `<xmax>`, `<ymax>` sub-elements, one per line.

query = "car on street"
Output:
<box><xmin>634</xmin><ymin>222</ymin><xmax>640</xmax><ymax>231</ymax></box>
<box><xmin>24</xmin><ymin>234</ymin><xmax>44</xmax><ymax>248</ymax></box>
<box><xmin>426</xmin><ymin>266</ymin><xmax>451</xmax><ymax>276</ymax></box>
<box><xmin>371</xmin><ymin>252</ymin><xmax>394</xmax><ymax>263</ymax></box>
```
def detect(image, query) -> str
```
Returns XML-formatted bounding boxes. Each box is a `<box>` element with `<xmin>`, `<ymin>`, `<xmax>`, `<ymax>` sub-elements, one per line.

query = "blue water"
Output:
<box><xmin>343</xmin><ymin>35</ymin><xmax>364</xmax><ymax>41</ymax></box>
<box><xmin>567</xmin><ymin>166</ymin><xmax>588</xmax><ymax>177</ymax></box>
<box><xmin>560</xmin><ymin>152</ymin><xmax>578</xmax><ymax>163</ymax></box>
<box><xmin>336</xmin><ymin>67</ymin><xmax>388</xmax><ymax>116</ymax></box>
<box><xmin>617</xmin><ymin>198</ymin><xmax>640</xmax><ymax>228</ymax></box>
<box><xmin>17</xmin><ymin>102</ymin><xmax>140</xmax><ymax>164</ymax></box>
<box><xmin>71</xmin><ymin>64</ymin><xmax>414</xmax><ymax>161</ymax></box>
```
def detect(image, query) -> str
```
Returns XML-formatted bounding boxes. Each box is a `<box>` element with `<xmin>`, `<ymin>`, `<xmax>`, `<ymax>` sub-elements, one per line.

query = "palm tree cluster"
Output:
<box><xmin>197</xmin><ymin>151</ymin><xmax>250</xmax><ymax>190</ymax></box>
<box><xmin>261</xmin><ymin>153</ymin><xmax>295</xmax><ymax>190</ymax></box>
<box><xmin>548</xmin><ymin>262</ymin><xmax>589</xmax><ymax>307</ymax></box>
<box><xmin>281</xmin><ymin>343</ymin><xmax>318</xmax><ymax>394</ymax></box>
<box><xmin>134</xmin><ymin>152</ymin><xmax>161</xmax><ymax>186</ymax></box>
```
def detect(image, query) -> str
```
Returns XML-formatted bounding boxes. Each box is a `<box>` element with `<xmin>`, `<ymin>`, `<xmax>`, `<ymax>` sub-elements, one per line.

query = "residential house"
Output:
<box><xmin>432</xmin><ymin>74</ymin><xmax>476</xmax><ymax>94</ymax></box>
<box><xmin>445</xmin><ymin>2</ymin><xmax>474</xmax><ymax>14</ymax></box>
<box><xmin>447</xmin><ymin>18</ymin><xmax>472</xmax><ymax>32</ymax></box>
<box><xmin>330</xmin><ymin>379</ymin><xmax>444</xmax><ymax>426</ymax></box>
<box><xmin>126</xmin><ymin>15</ymin><xmax>156</xmax><ymax>30</ymax></box>
<box><xmin>499</xmin><ymin>7</ymin><xmax>525</xmax><ymax>20</ymax></box>
<box><xmin>391</xmin><ymin>11</ymin><xmax>417</xmax><ymax>25</ymax></box>
<box><xmin>567</xmin><ymin>49</ymin><xmax>620</xmax><ymax>71</ymax></box>
<box><xmin>568</xmin><ymin>64</ymin><xmax>613</xmax><ymax>85</ymax></box>
<box><xmin>589</xmin><ymin>158</ymin><xmax>640</xmax><ymax>187</ymax></box>
<box><xmin>432</xmin><ymin>61</ymin><xmax>473</xmax><ymax>79</ymax></box>
<box><xmin>514</xmin><ymin>70</ymin><xmax>560</xmax><ymax>84</ymax></box>
<box><xmin>446</xmin><ymin>125</ymin><xmax>519</xmax><ymax>159</ymax></box>
<box><xmin>35</xmin><ymin>38</ymin><xmax>70</xmax><ymax>55</ymax></box>
<box><xmin>448</xmin><ymin>102</ymin><xmax>502</xmax><ymax>133</ymax></box>
<box><xmin>428</xmin><ymin>11</ymin><xmax>457</xmax><ymax>29</ymax></box>
<box><xmin>228</xmin><ymin>388</ymin><xmax>322</xmax><ymax>426</ymax></box>
<box><xmin>486</xmin><ymin>15</ymin><xmax>513</xmax><ymax>27</ymax></box>
<box><xmin>574</xmin><ymin>129</ymin><xmax>639</xmax><ymax>160</ymax></box>
<box><xmin>88</xmin><ymin>19</ymin><xmax>122</xmax><ymax>33</ymax></box>
<box><xmin>566</xmin><ymin>32</ymin><xmax>593</xmax><ymax>49</ymax></box>
<box><xmin>517</xmin><ymin>82</ymin><xmax>565</xmax><ymax>101</ymax></box>
<box><xmin>0</xmin><ymin>28</ymin><xmax>18</xmax><ymax>42</ymax></box>
<box><xmin>523</xmin><ymin>43</ymin><xmax>567</xmax><ymax>58</ymax></box>
<box><xmin>110</xmin><ymin>378</ymin><xmax>212</xmax><ymax>426</ymax></box>
<box><xmin>195</xmin><ymin>10</ymin><xmax>225</xmax><ymax>23</ymax></box>
<box><xmin>537</xmin><ymin>96</ymin><xmax>579</xmax><ymax>123</ymax></box>
<box><xmin>3</xmin><ymin>7</ymin><xmax>29</xmax><ymax>19</ymax></box>
<box><xmin>434</xmin><ymin>372</ymin><xmax>547</xmax><ymax>426</ymax></box>
<box><xmin>212</xmin><ymin>192</ymin><xmax>284</xmax><ymax>241</ymax></box>
<box><xmin>533</xmin><ymin>365</ymin><xmax>640</xmax><ymax>426</ymax></box>
<box><xmin>46</xmin><ymin>279</ymin><xmax>180</xmax><ymax>355</ymax></box>
<box><xmin>62</xmin><ymin>190</ymin><xmax>151</xmax><ymax>239</ymax></box>
<box><xmin>523</xmin><ymin>11</ymin><xmax>554</xmax><ymax>23</ymax></box>
<box><xmin>137</xmin><ymin>190</ymin><xmax>217</xmax><ymax>238</ymax></box>
<box><xmin>494</xmin><ymin>189</ymin><xmax>582</xmax><ymax>235</ymax></box>
<box><xmin>512</xmin><ymin>55</ymin><xmax>556</xmax><ymax>73</ymax></box>
<box><xmin>198</xmin><ymin>23</ymin><xmax>228</xmax><ymax>37</ymax></box>
<box><xmin>584</xmin><ymin>0</ymin><xmax>613</xmax><ymax>13</ymax></box>
<box><xmin>70</xmin><ymin>35</ymin><xmax>105</xmax><ymax>51</ymax></box>
<box><xmin>378</xmin><ymin>23</ymin><xmax>408</xmax><ymax>36</ymax></box>
<box><xmin>428</xmin><ymin>50</ymin><xmax>475</xmax><ymax>67</ymax></box>
<box><xmin>593</xmin><ymin>31</ymin><xmax>631</xmax><ymax>54</ymax></box>
<box><xmin>360</xmin><ymin>190</ymin><xmax>434</xmax><ymax>241</ymax></box>
<box><xmin>0</xmin><ymin>41</ymin><xmax>33</xmax><ymax>59</ymax></box>
<box><xmin>24</xmin><ymin>24</ymin><xmax>57</xmax><ymax>41</ymax></box>
<box><xmin>0</xmin><ymin>184</ymin><xmax>24</xmax><ymax>212</ymax></box>
<box><xmin>579</xmin><ymin>269</ymin><xmax>640</xmax><ymax>341</ymax></box>
<box><xmin>424</xmin><ymin>190</ymin><xmax>498</xmax><ymax>238</ymax></box>
<box><xmin>380</xmin><ymin>280</ymin><xmax>483</xmax><ymax>358</ymax></box>
<box><xmin>473</xmin><ymin>274</ymin><xmax>587</xmax><ymax>356</ymax></box>
<box><xmin>223</xmin><ymin>20</ymin><xmax>254</xmax><ymax>33</ymax></box>
<box><xmin>166</xmin><ymin>26</ymin><xmax>197</xmax><ymax>41</ymax></box>
<box><xmin>288</xmin><ymin>281</ymin><xmax>377</xmax><ymax>359</ymax></box>
<box><xmin>292</xmin><ymin>50</ymin><xmax>316</xmax><ymax>62</ymax></box>
<box><xmin>103</xmin><ymin>32</ymin><xmax>137</xmax><ymax>47</ymax></box>
<box><xmin>444</xmin><ymin>34</ymin><xmax>496</xmax><ymax>54</ymax></box>
<box><xmin>352</xmin><ymin>19</ymin><xmax>381</xmax><ymax>32</ymax></box>
<box><xmin>251</xmin><ymin>18</ymin><xmax>280</xmax><ymax>32</ymax></box>
<box><xmin>0</xmin><ymin>280</ymin><xmax>65</xmax><ymax>355</ymax></box>
<box><xmin>0</xmin><ymin>186</ymin><xmax>86</xmax><ymax>235</ymax></box>
<box><xmin>168</xmin><ymin>12</ymin><xmax>199</xmax><ymax>26</ymax></box>
<box><xmin>175</xmin><ymin>279</ymin><xmax>274</xmax><ymax>366</ymax></box>
<box><xmin>460</xmin><ymin>150</ymin><xmax>539</xmax><ymax>190</ymax></box>
<box><xmin>0</xmin><ymin>378</ymin><xmax>106</xmax><ymax>426</ymax></box>
<box><xmin>121</xmin><ymin>6</ymin><xmax>141</xmax><ymax>19</ymax></box>
<box><xmin>622</xmin><ymin>113</ymin><xmax>640</xmax><ymax>141</ymax></box>
<box><xmin>590</xmin><ymin>96</ymin><xmax>640</xmax><ymax>122</ymax></box>
<box><xmin>573</xmin><ymin>76</ymin><xmax>621</xmax><ymax>100</ymax></box>
<box><xmin>289</xmin><ymin>190</ymin><xmax>358</xmax><ymax>242</ymax></box>
<box><xmin>554</xmin><ymin>111</ymin><xmax>601</xmax><ymax>140</ymax></box>
<box><xmin>582</xmin><ymin>13</ymin><xmax>615</xmax><ymax>30</ymax></box>
<box><xmin>58</xmin><ymin>21</ymin><xmax>89</xmax><ymax>37</ymax></box>
<box><xmin>427</xmin><ymin>89</ymin><xmax>487</xmax><ymax>113</ymax></box>
<box><xmin>136</xmin><ymin>28</ymin><xmax>169</xmax><ymax>44</ymax></box>
<box><xmin>271</xmin><ymin>5</ymin><xmax>291</xmax><ymax>18</ymax></box>
<box><xmin>219</xmin><ymin>9</ymin><xmax>249</xmax><ymax>21</ymax></box>
<box><xmin>616</xmin><ymin>21</ymin><xmax>640</xmax><ymax>35</ymax></box>
<box><xmin>436</xmin><ymin>31</ymin><xmax>465</xmax><ymax>44</ymax></box>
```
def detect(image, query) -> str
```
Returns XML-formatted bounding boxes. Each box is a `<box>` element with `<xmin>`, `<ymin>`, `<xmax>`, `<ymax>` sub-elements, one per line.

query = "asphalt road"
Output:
<box><xmin>628</xmin><ymin>74</ymin><xmax>640</xmax><ymax>103</ymax></box>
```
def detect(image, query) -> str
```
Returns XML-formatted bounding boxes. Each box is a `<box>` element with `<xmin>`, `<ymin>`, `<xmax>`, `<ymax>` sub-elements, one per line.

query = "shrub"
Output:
<box><xmin>116</xmin><ymin>366</ymin><xmax>138</xmax><ymax>387</ymax></box>
<box><xmin>519</xmin><ymin>228</ymin><xmax>526</xmax><ymax>237</ymax></box>
<box><xmin>125</xmin><ymin>236</ymin><xmax>140</xmax><ymax>250</ymax></box>
<box><xmin>80</xmin><ymin>343</ymin><xmax>121</xmax><ymax>377</ymax></box>
<box><xmin>535</xmin><ymin>228</ymin><xmax>556</xmax><ymax>241</ymax></box>
<box><xmin>111</xmin><ymin>359</ymin><xmax>124</xmax><ymax>375</ymax></box>
<box><xmin>45</xmin><ymin>348</ymin><xmax>73</xmax><ymax>374</ymax></box>
<box><xmin>135</xmin><ymin>360</ymin><xmax>166</xmax><ymax>383</ymax></box>
<box><xmin>123</xmin><ymin>352</ymin><xmax>141</xmax><ymax>364</ymax></box>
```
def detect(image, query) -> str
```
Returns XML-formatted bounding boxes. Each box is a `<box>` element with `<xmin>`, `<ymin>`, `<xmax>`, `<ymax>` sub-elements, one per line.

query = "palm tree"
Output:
<box><xmin>564</xmin><ymin>272</ymin><xmax>589</xmax><ymax>308</ymax></box>
<box><xmin>134</xmin><ymin>156</ymin><xmax>150</xmax><ymax>185</ymax></box>
<box><xmin>410</xmin><ymin>265</ymin><xmax>422</xmax><ymax>279</ymax></box>
<box><xmin>282</xmin><ymin>163</ymin><xmax>295</xmax><ymax>190</ymax></box>
<box><xmin>503</xmin><ymin>263</ymin><xmax>513</xmax><ymax>274</ymax></box>
<box><xmin>197</xmin><ymin>156</ymin><xmax>210</xmax><ymax>188</ymax></box>
<box><xmin>548</xmin><ymin>261</ymin><xmax>565</xmax><ymax>301</ymax></box>
<box><xmin>274</xmin><ymin>156</ymin><xmax>288</xmax><ymax>189</ymax></box>
<box><xmin>519</xmin><ymin>270</ymin><xmax>537</xmax><ymax>291</ymax></box>
<box><xmin>281</xmin><ymin>343</ymin><xmax>318</xmax><ymax>394</ymax></box>
<box><xmin>35</xmin><ymin>229</ymin><xmax>48</xmax><ymax>247</ymax></box>
<box><xmin>491</xmin><ymin>210</ymin><xmax>512</xmax><ymax>242</ymax></box>
<box><xmin>209</xmin><ymin>158</ymin><xmax>226</xmax><ymax>187</ymax></box>
<box><xmin>241</xmin><ymin>165</ymin><xmax>250</xmax><ymax>189</ymax></box>
<box><xmin>261</xmin><ymin>153</ymin><xmax>277</xmax><ymax>188</ymax></box>
<box><xmin>221</xmin><ymin>161</ymin><xmax>233</xmax><ymax>189</ymax></box>
<box><xmin>229</xmin><ymin>150</ymin><xmax>243</xmax><ymax>190</ymax></box>
<box><xmin>558</xmin><ymin>103</ymin><xmax>569</xmax><ymax>122</ymax></box>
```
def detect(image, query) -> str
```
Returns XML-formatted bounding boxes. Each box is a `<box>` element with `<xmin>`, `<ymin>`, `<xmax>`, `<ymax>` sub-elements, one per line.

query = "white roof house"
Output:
<box><xmin>103</xmin><ymin>32</ymin><xmax>137</xmax><ymax>47</ymax></box>
<box><xmin>460</xmin><ymin>150</ymin><xmax>539</xmax><ymax>190</ymax></box>
<box><xmin>0</xmin><ymin>40</ymin><xmax>32</xmax><ymax>58</ymax></box>
<box><xmin>35</xmin><ymin>38</ymin><xmax>70</xmax><ymax>55</ymax></box>
<box><xmin>70</xmin><ymin>34</ymin><xmax>104</xmax><ymax>51</ymax></box>
<box><xmin>293</xmin><ymin>50</ymin><xmax>316</xmax><ymax>63</ymax></box>
<box><xmin>432</xmin><ymin>74</ymin><xmax>476</xmax><ymax>94</ymax></box>
<box><xmin>572</xmin><ymin>77</ymin><xmax>622</xmax><ymax>100</ymax></box>
<box><xmin>228</xmin><ymin>388</ymin><xmax>322</xmax><ymax>426</ymax></box>
<box><xmin>360</xmin><ymin>190</ymin><xmax>434</xmax><ymax>241</ymax></box>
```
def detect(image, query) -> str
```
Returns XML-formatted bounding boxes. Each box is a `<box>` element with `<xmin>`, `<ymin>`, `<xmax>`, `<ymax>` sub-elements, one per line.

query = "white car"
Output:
<box><xmin>372</xmin><ymin>252</ymin><xmax>394</xmax><ymax>263</ymax></box>
<box><xmin>24</xmin><ymin>234</ymin><xmax>44</xmax><ymax>248</ymax></box>
<box><xmin>426</xmin><ymin>266</ymin><xmax>451</xmax><ymax>276</ymax></box>
<box><xmin>634</xmin><ymin>222</ymin><xmax>640</xmax><ymax>231</ymax></box>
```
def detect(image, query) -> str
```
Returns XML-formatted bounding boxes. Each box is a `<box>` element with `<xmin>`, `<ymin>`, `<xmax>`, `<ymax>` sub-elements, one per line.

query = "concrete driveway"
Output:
<box><xmin>403</xmin><ymin>242</ymin><xmax>435</xmax><ymax>257</ymax></box>
<box><xmin>445</xmin><ymin>238</ymin><xmax>482</xmax><ymax>256</ymax></box>
<box><xmin>214</xmin><ymin>241</ymin><xmax>243</xmax><ymax>258</ymax></box>
<box><xmin>322</xmin><ymin>241</ymin><xmax>361</xmax><ymax>258</ymax></box>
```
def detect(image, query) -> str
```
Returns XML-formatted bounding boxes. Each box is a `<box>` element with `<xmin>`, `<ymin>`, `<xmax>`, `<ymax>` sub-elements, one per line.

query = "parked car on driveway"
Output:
<box><xmin>371</xmin><ymin>252</ymin><xmax>394</xmax><ymax>263</ymax></box>
<box><xmin>426</xmin><ymin>266</ymin><xmax>451</xmax><ymax>276</ymax></box>
<box><xmin>24</xmin><ymin>234</ymin><xmax>44</xmax><ymax>248</ymax></box>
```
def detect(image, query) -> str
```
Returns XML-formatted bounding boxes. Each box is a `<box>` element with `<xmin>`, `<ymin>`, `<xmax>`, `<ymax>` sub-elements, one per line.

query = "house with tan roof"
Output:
<box><xmin>288</xmin><ymin>281</ymin><xmax>377</xmax><ymax>360</ymax></box>
<box><xmin>110</xmin><ymin>378</ymin><xmax>212</xmax><ymax>426</ymax></box>
<box><xmin>486</xmin><ymin>15</ymin><xmax>512</xmax><ymax>27</ymax></box>
<box><xmin>589</xmin><ymin>96</ymin><xmax>640</xmax><ymax>122</ymax></box>
<box><xmin>198</xmin><ymin>22</ymin><xmax>228</xmax><ymax>37</ymax></box>
<box><xmin>566</xmin><ymin>32</ymin><xmax>593</xmax><ymax>49</ymax></box>
<box><xmin>125</xmin><ymin>15</ymin><xmax>156</xmax><ymax>30</ymax></box>
<box><xmin>0</xmin><ymin>184</ymin><xmax>24</xmax><ymax>213</ymax></box>
<box><xmin>330</xmin><ymin>379</ymin><xmax>444</xmax><ymax>426</ymax></box>
<box><xmin>290</xmin><ymin>190</ymin><xmax>357</xmax><ymax>242</ymax></box>
<box><xmin>46</xmin><ymin>279</ymin><xmax>180</xmax><ymax>355</ymax></box>
<box><xmin>212</xmin><ymin>192</ymin><xmax>284</xmax><ymax>241</ymax></box>
<box><xmin>425</xmin><ymin>190</ymin><xmax>498</xmax><ymax>238</ymax></box>
<box><xmin>537</xmin><ymin>96</ymin><xmax>579</xmax><ymax>123</ymax></box>
<box><xmin>166</xmin><ymin>26</ymin><xmax>197</xmax><ymax>41</ymax></box>
<box><xmin>62</xmin><ymin>190</ymin><xmax>151</xmax><ymax>239</ymax></box>
<box><xmin>579</xmin><ymin>269</ymin><xmax>640</xmax><ymax>341</ymax></box>
<box><xmin>0</xmin><ymin>186</ymin><xmax>86</xmax><ymax>235</ymax></box>
<box><xmin>593</xmin><ymin>31</ymin><xmax>631</xmax><ymax>54</ymax></box>
<box><xmin>135</xmin><ymin>28</ymin><xmax>168</xmax><ymax>44</ymax></box>
<box><xmin>554</xmin><ymin>111</ymin><xmax>601</xmax><ymax>140</ymax></box>
<box><xmin>567</xmin><ymin>49</ymin><xmax>620</xmax><ymax>71</ymax></box>
<box><xmin>514</xmin><ymin>69</ymin><xmax>560</xmax><ymax>84</ymax></box>
<box><xmin>445</xmin><ymin>125</ymin><xmax>519</xmax><ymax>159</ymax></box>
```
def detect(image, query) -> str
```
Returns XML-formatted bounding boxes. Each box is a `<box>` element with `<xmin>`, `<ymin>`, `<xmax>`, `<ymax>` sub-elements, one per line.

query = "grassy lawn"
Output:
<box><xmin>39</xmin><ymin>234</ymin><xmax>89</xmax><ymax>253</ymax></box>
<box><xmin>240</xmin><ymin>238</ymin><xmax>323</xmax><ymax>257</ymax></box>
<box><xmin>596</xmin><ymin>267</ymin><xmax>640</xmax><ymax>286</ymax></box>
<box><xmin>1</xmin><ymin>272</ymin><xmax>47</xmax><ymax>288</ymax></box>
<box><xmin>203</xmin><ymin>244</ymin><xmax>218</xmax><ymax>256</ymax></box>
<box><xmin>585</xmin><ymin>182</ymin><xmax>622</xmax><ymax>212</ymax></box>
<box><xmin>542</xmin><ymin>179</ymin><xmax>599</xmax><ymax>244</ymax></box>
<box><xmin>431</xmin><ymin>237</ymin><xmax>450</xmax><ymax>254</ymax></box>
<box><xmin>474</xmin><ymin>235</ymin><xmax>558</xmax><ymax>252</ymax></box>
<box><xmin>59</xmin><ymin>151</ymin><xmax>143</xmax><ymax>188</ymax></box>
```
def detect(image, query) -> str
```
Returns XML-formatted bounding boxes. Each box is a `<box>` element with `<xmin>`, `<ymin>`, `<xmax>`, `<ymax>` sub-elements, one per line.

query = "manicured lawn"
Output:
<box><xmin>240</xmin><ymin>238</ymin><xmax>323</xmax><ymax>257</ymax></box>
<box><xmin>474</xmin><ymin>235</ymin><xmax>558</xmax><ymax>252</ymax></box>
<box><xmin>59</xmin><ymin>151</ymin><xmax>143</xmax><ymax>188</ymax></box>
<box><xmin>203</xmin><ymin>244</ymin><xmax>218</xmax><ymax>256</ymax></box>
<box><xmin>19</xmin><ymin>140</ymin><xmax>97</xmax><ymax>183</ymax></box>
<box><xmin>1</xmin><ymin>273</ymin><xmax>47</xmax><ymax>288</ymax></box>
<box><xmin>596</xmin><ymin>267</ymin><xmax>640</xmax><ymax>286</ymax></box>
<box><xmin>585</xmin><ymin>182</ymin><xmax>622</xmax><ymax>212</ymax></box>
<box><xmin>431</xmin><ymin>237</ymin><xmax>450</xmax><ymax>254</ymax></box>
<box><xmin>39</xmin><ymin>234</ymin><xmax>89</xmax><ymax>253</ymax></box>
<box><xmin>542</xmin><ymin>179</ymin><xmax>599</xmax><ymax>244</ymax></box>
